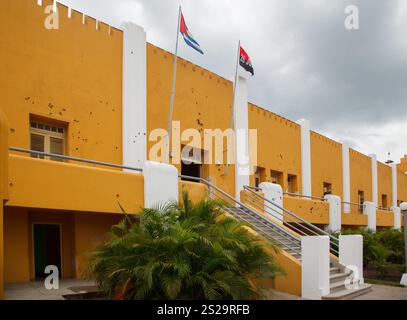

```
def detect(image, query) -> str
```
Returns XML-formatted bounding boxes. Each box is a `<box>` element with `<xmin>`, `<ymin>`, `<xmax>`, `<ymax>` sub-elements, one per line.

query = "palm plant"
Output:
<box><xmin>87</xmin><ymin>192</ymin><xmax>282</xmax><ymax>300</ymax></box>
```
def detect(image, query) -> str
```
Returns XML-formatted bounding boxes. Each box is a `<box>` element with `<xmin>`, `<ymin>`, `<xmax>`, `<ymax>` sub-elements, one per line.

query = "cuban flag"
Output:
<box><xmin>180</xmin><ymin>11</ymin><xmax>204</xmax><ymax>55</ymax></box>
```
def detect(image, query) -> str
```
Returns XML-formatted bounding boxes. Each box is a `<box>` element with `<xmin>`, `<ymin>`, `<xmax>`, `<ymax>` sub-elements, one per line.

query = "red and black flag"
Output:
<box><xmin>239</xmin><ymin>46</ymin><xmax>254</xmax><ymax>76</ymax></box>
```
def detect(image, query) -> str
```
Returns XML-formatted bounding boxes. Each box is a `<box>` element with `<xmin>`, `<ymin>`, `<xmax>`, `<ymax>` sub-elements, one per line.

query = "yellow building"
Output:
<box><xmin>0</xmin><ymin>0</ymin><xmax>405</xmax><ymax>299</ymax></box>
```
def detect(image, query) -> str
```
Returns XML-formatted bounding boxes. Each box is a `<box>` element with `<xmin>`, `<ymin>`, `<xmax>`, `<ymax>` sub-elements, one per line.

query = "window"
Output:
<box><xmin>381</xmin><ymin>194</ymin><xmax>388</xmax><ymax>209</ymax></box>
<box><xmin>358</xmin><ymin>190</ymin><xmax>365</xmax><ymax>213</ymax></box>
<box><xmin>30</xmin><ymin>119</ymin><xmax>66</xmax><ymax>161</ymax></box>
<box><xmin>253</xmin><ymin>166</ymin><xmax>266</xmax><ymax>188</ymax></box>
<box><xmin>180</xmin><ymin>146</ymin><xmax>207</xmax><ymax>182</ymax></box>
<box><xmin>323</xmin><ymin>182</ymin><xmax>332</xmax><ymax>196</ymax></box>
<box><xmin>287</xmin><ymin>174</ymin><xmax>298</xmax><ymax>193</ymax></box>
<box><xmin>270</xmin><ymin>170</ymin><xmax>283</xmax><ymax>186</ymax></box>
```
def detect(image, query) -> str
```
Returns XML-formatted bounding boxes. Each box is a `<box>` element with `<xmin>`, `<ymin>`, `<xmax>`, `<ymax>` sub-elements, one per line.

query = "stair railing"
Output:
<box><xmin>179</xmin><ymin>175</ymin><xmax>302</xmax><ymax>256</ymax></box>
<box><xmin>243</xmin><ymin>185</ymin><xmax>339</xmax><ymax>256</ymax></box>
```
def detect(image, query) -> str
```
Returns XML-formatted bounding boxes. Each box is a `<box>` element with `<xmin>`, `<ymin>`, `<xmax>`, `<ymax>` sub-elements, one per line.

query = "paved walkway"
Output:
<box><xmin>4</xmin><ymin>279</ymin><xmax>97</xmax><ymax>300</ymax></box>
<box><xmin>354</xmin><ymin>284</ymin><xmax>407</xmax><ymax>300</ymax></box>
<box><xmin>4</xmin><ymin>280</ymin><xmax>407</xmax><ymax>300</ymax></box>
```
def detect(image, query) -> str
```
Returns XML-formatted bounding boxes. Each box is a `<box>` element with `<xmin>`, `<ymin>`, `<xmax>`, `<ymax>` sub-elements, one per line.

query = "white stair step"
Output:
<box><xmin>322</xmin><ymin>284</ymin><xmax>372</xmax><ymax>300</ymax></box>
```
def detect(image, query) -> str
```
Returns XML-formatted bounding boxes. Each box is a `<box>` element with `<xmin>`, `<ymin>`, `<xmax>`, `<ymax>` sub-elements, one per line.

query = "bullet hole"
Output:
<box><xmin>9</xmin><ymin>182</ymin><xmax>13</xmax><ymax>187</ymax></box>
<box><xmin>75</xmin><ymin>147</ymin><xmax>79</xmax><ymax>151</ymax></box>
<box><xmin>90</xmin><ymin>112</ymin><xmax>93</xmax><ymax>115</ymax></box>
<box><xmin>112</xmin><ymin>109</ymin><xmax>115</xmax><ymax>112</ymax></box>
<box><xmin>10</xmin><ymin>128</ymin><xmax>15</xmax><ymax>133</ymax></box>
<box><xmin>62</xmin><ymin>108</ymin><xmax>66</xmax><ymax>112</ymax></box>
<box><xmin>116</xmin><ymin>194</ymin><xmax>120</xmax><ymax>197</ymax></box>
<box><xmin>97</xmin><ymin>123</ymin><xmax>100</xmax><ymax>126</ymax></box>
<box><xmin>48</xmin><ymin>103</ymin><xmax>54</xmax><ymax>108</ymax></box>
<box><xmin>59</xmin><ymin>112</ymin><xmax>62</xmax><ymax>115</ymax></box>
<box><xmin>131</xmin><ymin>51</ymin><xmax>134</xmax><ymax>54</ymax></box>
<box><xmin>99</xmin><ymin>100</ymin><xmax>103</xmax><ymax>104</ymax></box>
<box><xmin>49</xmin><ymin>113</ymin><xmax>53</xmax><ymax>116</ymax></box>
<box><xmin>115</xmin><ymin>146</ymin><xmax>118</xmax><ymax>150</ymax></box>
<box><xmin>25</xmin><ymin>97</ymin><xmax>30</xmax><ymax>101</ymax></box>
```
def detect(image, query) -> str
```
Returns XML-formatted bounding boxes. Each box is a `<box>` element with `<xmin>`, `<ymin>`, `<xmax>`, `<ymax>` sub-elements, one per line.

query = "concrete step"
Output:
<box><xmin>330</xmin><ymin>272</ymin><xmax>352</xmax><ymax>283</ymax></box>
<box><xmin>322</xmin><ymin>284</ymin><xmax>372</xmax><ymax>300</ymax></box>
<box><xmin>330</xmin><ymin>267</ymin><xmax>340</xmax><ymax>274</ymax></box>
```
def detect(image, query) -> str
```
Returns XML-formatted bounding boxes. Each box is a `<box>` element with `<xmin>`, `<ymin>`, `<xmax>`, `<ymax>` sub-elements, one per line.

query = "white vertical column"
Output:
<box><xmin>324</xmin><ymin>195</ymin><xmax>341</xmax><ymax>232</ymax></box>
<box><xmin>364</xmin><ymin>201</ymin><xmax>376</xmax><ymax>232</ymax></box>
<box><xmin>391</xmin><ymin>163</ymin><xmax>398</xmax><ymax>208</ymax></box>
<box><xmin>296</xmin><ymin>119</ymin><xmax>311</xmax><ymax>197</ymax></box>
<box><xmin>259</xmin><ymin>182</ymin><xmax>283</xmax><ymax>222</ymax></box>
<box><xmin>144</xmin><ymin>161</ymin><xmax>178</xmax><ymax>208</ymax></box>
<box><xmin>339</xmin><ymin>235</ymin><xmax>364</xmax><ymax>285</ymax></box>
<box><xmin>369</xmin><ymin>154</ymin><xmax>378</xmax><ymax>207</ymax></box>
<box><xmin>342</xmin><ymin>143</ymin><xmax>351</xmax><ymax>213</ymax></box>
<box><xmin>122</xmin><ymin>23</ymin><xmax>147</xmax><ymax>170</ymax></box>
<box><xmin>234</xmin><ymin>76</ymin><xmax>249</xmax><ymax>201</ymax></box>
<box><xmin>301</xmin><ymin>236</ymin><xmax>330</xmax><ymax>300</ymax></box>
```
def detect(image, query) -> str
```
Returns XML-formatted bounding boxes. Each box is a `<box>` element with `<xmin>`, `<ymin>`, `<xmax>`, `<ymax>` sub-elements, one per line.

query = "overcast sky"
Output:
<box><xmin>58</xmin><ymin>0</ymin><xmax>407</xmax><ymax>163</ymax></box>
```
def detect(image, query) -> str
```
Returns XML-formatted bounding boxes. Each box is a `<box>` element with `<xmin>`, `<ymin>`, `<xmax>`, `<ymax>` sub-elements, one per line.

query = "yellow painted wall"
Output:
<box><xmin>376</xmin><ymin>209</ymin><xmax>394</xmax><ymax>227</ymax></box>
<box><xmin>349</xmin><ymin>149</ymin><xmax>372</xmax><ymax>212</ymax></box>
<box><xmin>4</xmin><ymin>208</ymin><xmax>30</xmax><ymax>282</ymax></box>
<box><xmin>341</xmin><ymin>212</ymin><xmax>368</xmax><ymax>227</ymax></box>
<box><xmin>397</xmin><ymin>170</ymin><xmax>407</xmax><ymax>204</ymax></box>
<box><xmin>248</xmin><ymin>104</ymin><xmax>302</xmax><ymax>193</ymax></box>
<box><xmin>74</xmin><ymin>212</ymin><xmax>121</xmax><ymax>278</ymax></box>
<box><xmin>310</xmin><ymin>131</ymin><xmax>343</xmax><ymax>198</ymax></box>
<box><xmin>0</xmin><ymin>0</ymin><xmax>123</xmax><ymax>165</ymax></box>
<box><xmin>0</xmin><ymin>110</ymin><xmax>9</xmax><ymax>299</ymax></box>
<box><xmin>377</xmin><ymin>162</ymin><xmax>392</xmax><ymax>208</ymax></box>
<box><xmin>147</xmin><ymin>44</ymin><xmax>236</xmax><ymax>196</ymax></box>
<box><xmin>3</xmin><ymin>207</ymin><xmax>121</xmax><ymax>283</ymax></box>
<box><xmin>284</xmin><ymin>196</ymin><xmax>330</xmax><ymax>225</ymax></box>
<box><xmin>7</xmin><ymin>154</ymin><xmax>144</xmax><ymax>214</ymax></box>
<box><xmin>179</xmin><ymin>181</ymin><xmax>207</xmax><ymax>204</ymax></box>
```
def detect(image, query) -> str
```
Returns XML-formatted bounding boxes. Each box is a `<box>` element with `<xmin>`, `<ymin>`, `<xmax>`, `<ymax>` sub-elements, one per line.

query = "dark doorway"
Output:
<box><xmin>181</xmin><ymin>162</ymin><xmax>202</xmax><ymax>182</ymax></box>
<box><xmin>33</xmin><ymin>224</ymin><xmax>62</xmax><ymax>279</ymax></box>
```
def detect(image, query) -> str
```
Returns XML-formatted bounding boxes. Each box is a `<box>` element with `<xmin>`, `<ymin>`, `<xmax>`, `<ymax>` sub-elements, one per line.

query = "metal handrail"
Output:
<box><xmin>9</xmin><ymin>147</ymin><xmax>143</xmax><ymax>172</ymax></box>
<box><xmin>377</xmin><ymin>206</ymin><xmax>392</xmax><ymax>212</ymax></box>
<box><xmin>205</xmin><ymin>189</ymin><xmax>301</xmax><ymax>255</ymax></box>
<box><xmin>242</xmin><ymin>191</ymin><xmax>339</xmax><ymax>255</ymax></box>
<box><xmin>243</xmin><ymin>185</ymin><xmax>339</xmax><ymax>255</ymax></box>
<box><xmin>179</xmin><ymin>175</ymin><xmax>302</xmax><ymax>245</ymax></box>
<box><xmin>342</xmin><ymin>201</ymin><xmax>363</xmax><ymax>207</ymax></box>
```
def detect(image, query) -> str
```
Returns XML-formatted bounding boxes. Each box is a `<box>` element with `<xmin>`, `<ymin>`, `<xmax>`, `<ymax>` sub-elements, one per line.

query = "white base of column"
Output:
<box><xmin>324</xmin><ymin>194</ymin><xmax>341</xmax><ymax>233</ymax></box>
<box><xmin>143</xmin><ymin>161</ymin><xmax>179</xmax><ymax>209</ymax></box>
<box><xmin>401</xmin><ymin>274</ymin><xmax>407</xmax><ymax>286</ymax></box>
<box><xmin>259</xmin><ymin>182</ymin><xmax>283</xmax><ymax>222</ymax></box>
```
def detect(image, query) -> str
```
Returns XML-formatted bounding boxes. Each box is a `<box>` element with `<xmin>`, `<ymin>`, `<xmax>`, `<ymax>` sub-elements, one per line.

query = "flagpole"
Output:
<box><xmin>225</xmin><ymin>40</ymin><xmax>240</xmax><ymax>176</ymax></box>
<box><xmin>166</xmin><ymin>5</ymin><xmax>182</xmax><ymax>163</ymax></box>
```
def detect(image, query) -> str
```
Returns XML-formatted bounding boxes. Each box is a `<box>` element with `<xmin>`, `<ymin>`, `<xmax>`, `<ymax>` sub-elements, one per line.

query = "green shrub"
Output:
<box><xmin>87</xmin><ymin>193</ymin><xmax>283</xmax><ymax>300</ymax></box>
<box><xmin>340</xmin><ymin>228</ymin><xmax>405</xmax><ymax>278</ymax></box>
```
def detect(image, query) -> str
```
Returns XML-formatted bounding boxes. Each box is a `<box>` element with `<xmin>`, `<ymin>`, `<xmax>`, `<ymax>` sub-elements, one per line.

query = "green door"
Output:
<box><xmin>33</xmin><ymin>224</ymin><xmax>61</xmax><ymax>279</ymax></box>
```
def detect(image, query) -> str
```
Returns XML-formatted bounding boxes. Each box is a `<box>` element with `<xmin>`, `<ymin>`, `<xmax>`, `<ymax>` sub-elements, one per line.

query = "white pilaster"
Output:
<box><xmin>296</xmin><ymin>119</ymin><xmax>311</xmax><ymax>198</ymax></box>
<box><xmin>301</xmin><ymin>236</ymin><xmax>330</xmax><ymax>300</ymax></box>
<box><xmin>144</xmin><ymin>161</ymin><xmax>178</xmax><ymax>209</ymax></box>
<box><xmin>324</xmin><ymin>195</ymin><xmax>341</xmax><ymax>232</ymax></box>
<box><xmin>342</xmin><ymin>143</ymin><xmax>351</xmax><ymax>213</ymax></box>
<box><xmin>234</xmin><ymin>76</ymin><xmax>249</xmax><ymax>201</ymax></box>
<box><xmin>369</xmin><ymin>154</ymin><xmax>378</xmax><ymax>207</ymax></box>
<box><xmin>364</xmin><ymin>201</ymin><xmax>376</xmax><ymax>232</ymax></box>
<box><xmin>392</xmin><ymin>207</ymin><xmax>401</xmax><ymax>230</ymax></box>
<box><xmin>259</xmin><ymin>182</ymin><xmax>283</xmax><ymax>223</ymax></box>
<box><xmin>391</xmin><ymin>163</ymin><xmax>398</xmax><ymax>208</ymax></box>
<box><xmin>339</xmin><ymin>235</ymin><xmax>364</xmax><ymax>285</ymax></box>
<box><xmin>122</xmin><ymin>23</ymin><xmax>147</xmax><ymax>170</ymax></box>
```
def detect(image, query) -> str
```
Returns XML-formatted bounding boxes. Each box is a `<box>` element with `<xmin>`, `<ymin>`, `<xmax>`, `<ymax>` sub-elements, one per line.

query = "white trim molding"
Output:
<box><xmin>369</xmin><ymin>154</ymin><xmax>378</xmax><ymax>207</ymax></box>
<box><xmin>234</xmin><ymin>76</ymin><xmax>250</xmax><ymax>201</ymax></box>
<box><xmin>342</xmin><ymin>143</ymin><xmax>351</xmax><ymax>214</ymax></box>
<box><xmin>122</xmin><ymin>22</ymin><xmax>147</xmax><ymax>170</ymax></box>
<box><xmin>143</xmin><ymin>161</ymin><xmax>178</xmax><ymax>209</ymax></box>
<box><xmin>301</xmin><ymin>236</ymin><xmax>330</xmax><ymax>300</ymax></box>
<box><xmin>391</xmin><ymin>163</ymin><xmax>398</xmax><ymax>208</ymax></box>
<box><xmin>296</xmin><ymin>119</ymin><xmax>311</xmax><ymax>198</ymax></box>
